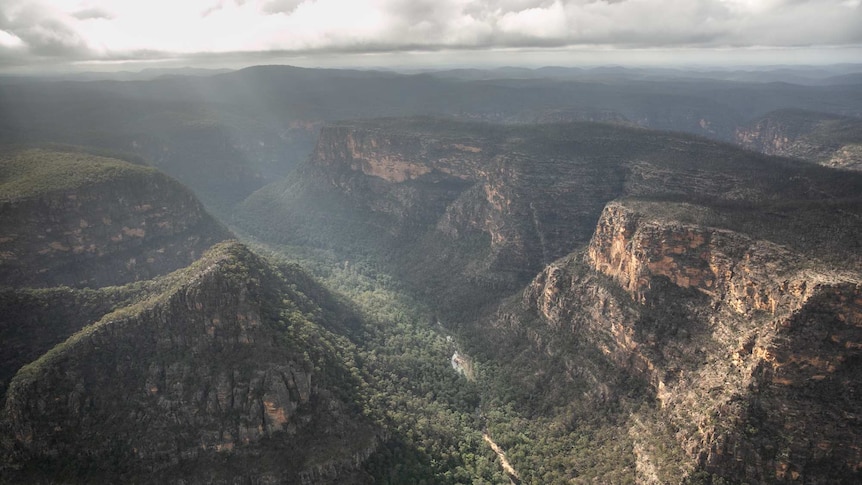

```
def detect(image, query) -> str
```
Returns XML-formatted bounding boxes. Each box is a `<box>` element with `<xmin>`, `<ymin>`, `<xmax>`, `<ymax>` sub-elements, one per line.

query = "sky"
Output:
<box><xmin>1</xmin><ymin>0</ymin><xmax>861</xmax><ymax>73</ymax></box>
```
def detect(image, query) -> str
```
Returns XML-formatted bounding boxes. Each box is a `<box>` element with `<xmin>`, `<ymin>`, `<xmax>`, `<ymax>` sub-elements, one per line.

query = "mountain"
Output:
<box><xmin>424</xmin><ymin>64</ymin><xmax>862</xmax><ymax>85</ymax></box>
<box><xmin>4</xmin><ymin>65</ymin><xmax>862</xmax><ymax>483</ymax></box>
<box><xmin>0</xmin><ymin>147</ymin><xmax>230</xmax><ymax>288</ymax></box>
<box><xmin>235</xmin><ymin>118</ymin><xmax>862</xmax><ymax>483</ymax></box>
<box><xmin>0</xmin><ymin>143</ymin><xmax>502</xmax><ymax>484</ymax></box>
<box><xmin>0</xmin><ymin>146</ymin><xmax>231</xmax><ymax>410</ymax></box>
<box><xmin>0</xmin><ymin>149</ymin><xmax>383</xmax><ymax>482</ymax></box>
<box><xmin>0</xmin><ymin>67</ymin><xmax>232</xmax><ymax>83</ymax></box>
<box><xmin>1</xmin><ymin>241</ymin><xmax>379</xmax><ymax>484</ymax></box>
<box><xmin>736</xmin><ymin>109</ymin><xmax>862</xmax><ymax>171</ymax></box>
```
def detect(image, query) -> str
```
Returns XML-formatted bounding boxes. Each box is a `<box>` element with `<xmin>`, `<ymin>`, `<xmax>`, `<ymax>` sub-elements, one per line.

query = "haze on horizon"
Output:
<box><xmin>1</xmin><ymin>0</ymin><xmax>861</xmax><ymax>73</ymax></box>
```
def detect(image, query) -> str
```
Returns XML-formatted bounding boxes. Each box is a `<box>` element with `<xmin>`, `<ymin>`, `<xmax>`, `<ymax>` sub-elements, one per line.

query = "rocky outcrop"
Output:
<box><xmin>1</xmin><ymin>241</ymin><xmax>377</xmax><ymax>484</ymax></box>
<box><xmin>524</xmin><ymin>201</ymin><xmax>862</xmax><ymax>483</ymax></box>
<box><xmin>586</xmin><ymin>202</ymin><xmax>841</xmax><ymax>313</ymax></box>
<box><xmin>0</xmin><ymin>149</ymin><xmax>230</xmax><ymax>288</ymax></box>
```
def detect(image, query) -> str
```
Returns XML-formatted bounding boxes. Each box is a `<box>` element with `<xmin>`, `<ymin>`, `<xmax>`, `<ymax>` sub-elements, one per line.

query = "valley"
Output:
<box><xmin>1</xmin><ymin>65</ymin><xmax>861</xmax><ymax>484</ymax></box>
<box><xmin>232</xmin><ymin>115</ymin><xmax>862</xmax><ymax>483</ymax></box>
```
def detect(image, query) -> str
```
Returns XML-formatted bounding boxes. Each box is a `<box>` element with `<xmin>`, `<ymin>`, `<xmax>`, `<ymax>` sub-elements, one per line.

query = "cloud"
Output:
<box><xmin>261</xmin><ymin>0</ymin><xmax>306</xmax><ymax>14</ymax></box>
<box><xmin>0</xmin><ymin>0</ymin><xmax>860</xmax><ymax>69</ymax></box>
<box><xmin>0</xmin><ymin>2</ymin><xmax>92</xmax><ymax>60</ymax></box>
<box><xmin>72</xmin><ymin>7</ymin><xmax>115</xmax><ymax>20</ymax></box>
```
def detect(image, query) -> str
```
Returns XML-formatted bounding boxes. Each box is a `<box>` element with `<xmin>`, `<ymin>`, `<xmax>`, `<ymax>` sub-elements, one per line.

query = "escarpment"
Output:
<box><xmin>0</xmin><ymin>149</ymin><xmax>230</xmax><ymax>288</ymax></box>
<box><xmin>735</xmin><ymin>110</ymin><xmax>862</xmax><ymax>171</ymax></box>
<box><xmin>1</xmin><ymin>241</ymin><xmax>377</xmax><ymax>484</ymax></box>
<box><xmin>235</xmin><ymin>118</ymin><xmax>862</xmax><ymax>482</ymax></box>
<box><xmin>240</xmin><ymin>119</ymin><xmax>862</xmax><ymax>314</ymax></box>
<box><xmin>523</xmin><ymin>201</ymin><xmax>862</xmax><ymax>483</ymax></box>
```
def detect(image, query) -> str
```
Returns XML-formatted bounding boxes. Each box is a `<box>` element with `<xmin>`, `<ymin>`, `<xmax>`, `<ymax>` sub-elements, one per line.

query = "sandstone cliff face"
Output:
<box><xmin>304</xmin><ymin>120</ymin><xmax>862</xmax><ymax>282</ymax></box>
<box><xmin>237</xmin><ymin>118</ymin><xmax>862</xmax><ymax>482</ymax></box>
<box><xmin>0</xmin><ymin>149</ymin><xmax>230</xmax><ymax>288</ymax></box>
<box><xmin>308</xmin><ymin>121</ymin><xmax>633</xmax><ymax>276</ymax></box>
<box><xmin>234</xmin><ymin>118</ymin><xmax>862</xmax><ymax>325</ymax></box>
<box><xmin>735</xmin><ymin>111</ymin><xmax>862</xmax><ymax>171</ymax></box>
<box><xmin>1</xmin><ymin>242</ymin><xmax>377</xmax><ymax>484</ymax></box>
<box><xmin>524</xmin><ymin>201</ymin><xmax>862</xmax><ymax>483</ymax></box>
<box><xmin>313</xmin><ymin>125</ymin><xmax>483</xmax><ymax>183</ymax></box>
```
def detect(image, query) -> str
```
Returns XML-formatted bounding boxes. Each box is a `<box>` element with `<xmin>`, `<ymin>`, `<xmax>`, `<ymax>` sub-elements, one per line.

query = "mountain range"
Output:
<box><xmin>1</xmin><ymin>65</ymin><xmax>861</xmax><ymax>484</ymax></box>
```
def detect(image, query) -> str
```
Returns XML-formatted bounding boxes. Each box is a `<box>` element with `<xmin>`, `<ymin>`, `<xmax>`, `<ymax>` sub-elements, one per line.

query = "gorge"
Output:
<box><xmin>2</xmin><ymin>65</ymin><xmax>862</xmax><ymax>484</ymax></box>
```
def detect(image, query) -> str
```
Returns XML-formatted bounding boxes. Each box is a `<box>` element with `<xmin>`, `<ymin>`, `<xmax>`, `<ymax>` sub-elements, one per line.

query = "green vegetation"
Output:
<box><xmin>462</xmin><ymin>290</ymin><xmax>649</xmax><ymax>484</ymax></box>
<box><xmin>7</xmin><ymin>114</ymin><xmax>862</xmax><ymax>482</ymax></box>
<box><xmin>0</xmin><ymin>148</ymin><xmax>158</xmax><ymax>201</ymax></box>
<box><xmin>248</xmin><ymin>242</ymin><xmax>506</xmax><ymax>483</ymax></box>
<box><xmin>247</xmin><ymin>240</ymin><xmax>654</xmax><ymax>483</ymax></box>
<box><xmin>1</xmin><ymin>240</ymin><xmax>506</xmax><ymax>483</ymax></box>
<box><xmin>0</xmin><ymin>275</ymin><xmax>188</xmax><ymax>400</ymax></box>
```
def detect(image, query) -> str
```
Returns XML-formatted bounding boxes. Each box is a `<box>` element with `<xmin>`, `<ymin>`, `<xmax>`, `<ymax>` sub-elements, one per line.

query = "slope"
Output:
<box><xmin>480</xmin><ymin>200</ymin><xmax>862</xmax><ymax>483</ymax></box>
<box><xmin>0</xmin><ymin>241</ymin><xmax>379</xmax><ymax>484</ymax></box>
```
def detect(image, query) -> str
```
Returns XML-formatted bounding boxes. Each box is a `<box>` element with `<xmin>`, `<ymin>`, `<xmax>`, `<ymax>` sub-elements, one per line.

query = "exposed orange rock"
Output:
<box><xmin>524</xmin><ymin>201</ymin><xmax>862</xmax><ymax>483</ymax></box>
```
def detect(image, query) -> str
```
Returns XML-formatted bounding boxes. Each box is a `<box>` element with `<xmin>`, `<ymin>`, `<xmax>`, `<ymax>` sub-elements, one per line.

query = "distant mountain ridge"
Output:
<box><xmin>3</xmin><ymin>64</ymin><xmax>862</xmax><ymax>212</ymax></box>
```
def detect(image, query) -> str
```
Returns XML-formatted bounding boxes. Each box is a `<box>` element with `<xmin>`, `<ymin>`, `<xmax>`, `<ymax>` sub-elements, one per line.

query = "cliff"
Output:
<box><xmin>238</xmin><ymin>118</ymin><xmax>862</xmax><ymax>317</ymax></box>
<box><xmin>0</xmin><ymin>148</ymin><xmax>230</xmax><ymax>288</ymax></box>
<box><xmin>523</xmin><ymin>201</ymin><xmax>862</xmax><ymax>483</ymax></box>
<box><xmin>735</xmin><ymin>110</ymin><xmax>862</xmax><ymax>171</ymax></box>
<box><xmin>0</xmin><ymin>241</ymin><xmax>378</xmax><ymax>484</ymax></box>
<box><xmin>235</xmin><ymin>118</ymin><xmax>862</xmax><ymax>481</ymax></box>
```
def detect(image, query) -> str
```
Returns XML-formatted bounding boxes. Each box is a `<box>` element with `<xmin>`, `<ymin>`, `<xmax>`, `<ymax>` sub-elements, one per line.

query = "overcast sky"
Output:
<box><xmin>1</xmin><ymin>0</ymin><xmax>861</xmax><ymax>72</ymax></box>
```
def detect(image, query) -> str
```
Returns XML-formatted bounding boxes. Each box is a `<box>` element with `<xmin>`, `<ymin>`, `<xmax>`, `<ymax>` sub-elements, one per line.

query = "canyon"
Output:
<box><xmin>235</xmin><ymin>118</ymin><xmax>862</xmax><ymax>482</ymax></box>
<box><xmin>3</xmin><ymin>66</ymin><xmax>862</xmax><ymax>483</ymax></box>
